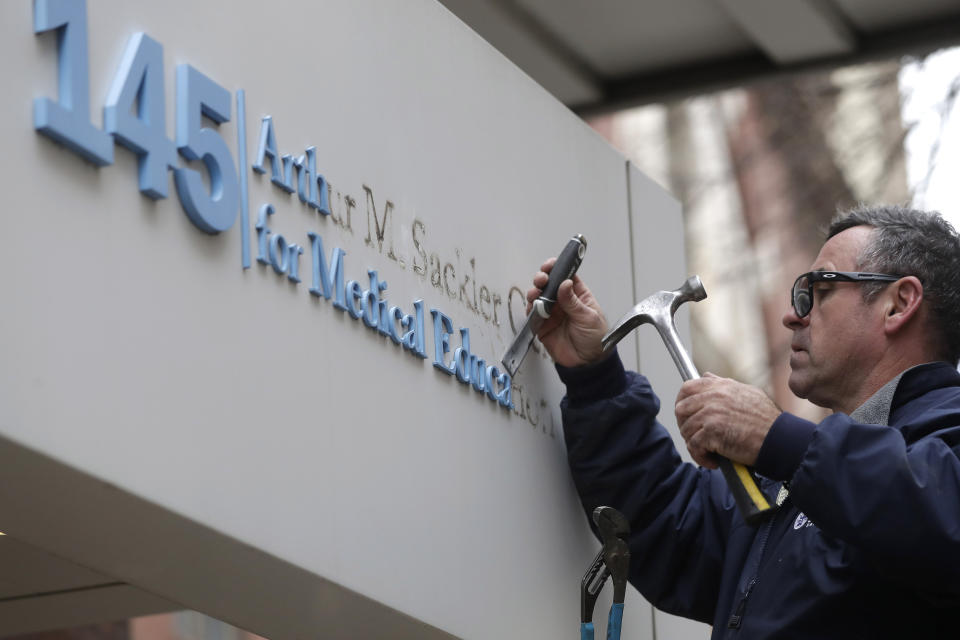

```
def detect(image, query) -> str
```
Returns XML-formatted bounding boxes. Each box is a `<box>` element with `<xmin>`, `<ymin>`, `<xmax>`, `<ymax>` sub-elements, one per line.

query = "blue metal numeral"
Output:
<box><xmin>104</xmin><ymin>33</ymin><xmax>177</xmax><ymax>199</ymax></box>
<box><xmin>33</xmin><ymin>0</ymin><xmax>113</xmax><ymax>166</ymax></box>
<box><xmin>173</xmin><ymin>64</ymin><xmax>239</xmax><ymax>234</ymax></box>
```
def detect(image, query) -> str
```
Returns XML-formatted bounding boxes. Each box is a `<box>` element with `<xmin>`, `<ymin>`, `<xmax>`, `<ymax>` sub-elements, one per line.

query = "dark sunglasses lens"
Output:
<box><xmin>793</xmin><ymin>276</ymin><xmax>811</xmax><ymax>317</ymax></box>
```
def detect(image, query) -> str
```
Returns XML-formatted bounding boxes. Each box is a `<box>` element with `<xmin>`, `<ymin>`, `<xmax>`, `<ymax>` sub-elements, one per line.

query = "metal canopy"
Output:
<box><xmin>438</xmin><ymin>0</ymin><xmax>960</xmax><ymax>114</ymax></box>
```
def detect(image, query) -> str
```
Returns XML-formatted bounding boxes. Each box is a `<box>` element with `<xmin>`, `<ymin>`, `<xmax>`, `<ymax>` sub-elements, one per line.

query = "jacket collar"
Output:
<box><xmin>892</xmin><ymin>361</ymin><xmax>960</xmax><ymax>411</ymax></box>
<box><xmin>850</xmin><ymin>370</ymin><xmax>907</xmax><ymax>425</ymax></box>
<box><xmin>850</xmin><ymin>362</ymin><xmax>960</xmax><ymax>426</ymax></box>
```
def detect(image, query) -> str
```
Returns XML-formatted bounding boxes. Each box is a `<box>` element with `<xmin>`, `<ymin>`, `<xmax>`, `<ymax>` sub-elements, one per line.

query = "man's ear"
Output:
<box><xmin>883</xmin><ymin>276</ymin><xmax>924</xmax><ymax>335</ymax></box>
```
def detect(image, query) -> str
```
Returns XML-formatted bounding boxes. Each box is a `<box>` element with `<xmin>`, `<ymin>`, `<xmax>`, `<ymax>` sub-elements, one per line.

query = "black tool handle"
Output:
<box><xmin>717</xmin><ymin>458</ymin><xmax>777</xmax><ymax>525</ymax></box>
<box><xmin>538</xmin><ymin>235</ymin><xmax>586</xmax><ymax>314</ymax></box>
<box><xmin>580</xmin><ymin>550</ymin><xmax>607</xmax><ymax>624</ymax></box>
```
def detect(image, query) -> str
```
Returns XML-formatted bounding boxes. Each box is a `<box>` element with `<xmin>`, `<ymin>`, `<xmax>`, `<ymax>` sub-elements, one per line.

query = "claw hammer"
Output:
<box><xmin>581</xmin><ymin>506</ymin><xmax>630</xmax><ymax>640</ymax></box>
<box><xmin>601</xmin><ymin>276</ymin><xmax>777</xmax><ymax>526</ymax></box>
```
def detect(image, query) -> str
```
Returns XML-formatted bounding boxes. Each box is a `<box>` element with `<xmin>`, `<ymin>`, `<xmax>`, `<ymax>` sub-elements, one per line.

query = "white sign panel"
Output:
<box><xmin>0</xmin><ymin>1</ymin><xmax>685</xmax><ymax>638</ymax></box>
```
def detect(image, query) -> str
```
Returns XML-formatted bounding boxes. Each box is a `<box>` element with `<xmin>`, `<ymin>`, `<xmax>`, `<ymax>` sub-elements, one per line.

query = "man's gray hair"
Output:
<box><xmin>828</xmin><ymin>204</ymin><xmax>960</xmax><ymax>364</ymax></box>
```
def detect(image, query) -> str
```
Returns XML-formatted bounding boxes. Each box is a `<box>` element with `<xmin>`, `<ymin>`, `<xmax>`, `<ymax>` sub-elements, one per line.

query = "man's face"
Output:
<box><xmin>781</xmin><ymin>226</ymin><xmax>883</xmax><ymax>410</ymax></box>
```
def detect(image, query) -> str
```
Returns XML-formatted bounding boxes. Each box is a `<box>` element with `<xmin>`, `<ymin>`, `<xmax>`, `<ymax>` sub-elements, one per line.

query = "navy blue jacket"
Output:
<box><xmin>559</xmin><ymin>354</ymin><xmax>960</xmax><ymax>639</ymax></box>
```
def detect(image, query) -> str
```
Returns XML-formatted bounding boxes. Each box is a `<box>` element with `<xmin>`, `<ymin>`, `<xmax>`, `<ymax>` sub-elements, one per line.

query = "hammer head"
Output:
<box><xmin>602</xmin><ymin>275</ymin><xmax>706</xmax><ymax>351</ymax></box>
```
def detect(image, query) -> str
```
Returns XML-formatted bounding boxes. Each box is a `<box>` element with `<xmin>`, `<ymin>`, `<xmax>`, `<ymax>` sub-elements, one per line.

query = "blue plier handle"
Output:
<box><xmin>580</xmin><ymin>507</ymin><xmax>630</xmax><ymax>640</ymax></box>
<box><xmin>580</xmin><ymin>603</ymin><xmax>623</xmax><ymax>640</ymax></box>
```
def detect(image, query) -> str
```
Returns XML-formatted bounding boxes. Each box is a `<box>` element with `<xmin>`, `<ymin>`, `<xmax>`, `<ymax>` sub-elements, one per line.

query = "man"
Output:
<box><xmin>529</xmin><ymin>205</ymin><xmax>960</xmax><ymax>638</ymax></box>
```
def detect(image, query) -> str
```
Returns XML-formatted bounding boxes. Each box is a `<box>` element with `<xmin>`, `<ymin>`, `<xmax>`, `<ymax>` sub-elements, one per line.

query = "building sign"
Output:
<box><xmin>32</xmin><ymin>0</ymin><xmax>512</xmax><ymax>409</ymax></box>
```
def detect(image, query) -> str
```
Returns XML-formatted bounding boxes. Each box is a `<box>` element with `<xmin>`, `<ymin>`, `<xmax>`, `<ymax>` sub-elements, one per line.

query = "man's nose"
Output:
<box><xmin>782</xmin><ymin>303</ymin><xmax>808</xmax><ymax>330</ymax></box>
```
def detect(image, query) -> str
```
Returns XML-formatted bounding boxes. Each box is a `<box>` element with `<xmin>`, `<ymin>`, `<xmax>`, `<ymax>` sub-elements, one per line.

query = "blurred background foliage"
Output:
<box><xmin>588</xmin><ymin>48</ymin><xmax>959</xmax><ymax>420</ymax></box>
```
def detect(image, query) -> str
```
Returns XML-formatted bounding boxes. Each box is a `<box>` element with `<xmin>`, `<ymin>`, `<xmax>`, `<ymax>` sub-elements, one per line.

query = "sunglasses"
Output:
<box><xmin>791</xmin><ymin>271</ymin><xmax>902</xmax><ymax>318</ymax></box>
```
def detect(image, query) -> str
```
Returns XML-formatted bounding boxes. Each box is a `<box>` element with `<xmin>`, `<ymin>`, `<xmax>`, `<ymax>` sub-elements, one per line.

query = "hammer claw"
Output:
<box><xmin>601</xmin><ymin>276</ymin><xmax>705</xmax><ymax>380</ymax></box>
<box><xmin>602</xmin><ymin>307</ymin><xmax>646</xmax><ymax>352</ymax></box>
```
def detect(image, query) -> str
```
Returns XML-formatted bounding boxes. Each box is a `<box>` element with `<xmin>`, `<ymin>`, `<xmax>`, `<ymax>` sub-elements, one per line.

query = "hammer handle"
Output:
<box><xmin>717</xmin><ymin>458</ymin><xmax>776</xmax><ymax>526</ymax></box>
<box><xmin>662</xmin><ymin>324</ymin><xmax>776</xmax><ymax>525</ymax></box>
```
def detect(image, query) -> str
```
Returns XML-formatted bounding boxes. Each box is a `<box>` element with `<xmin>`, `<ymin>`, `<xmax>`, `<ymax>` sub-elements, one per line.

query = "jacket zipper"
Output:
<box><xmin>727</xmin><ymin>578</ymin><xmax>756</xmax><ymax>629</ymax></box>
<box><xmin>727</xmin><ymin>512</ymin><xmax>776</xmax><ymax>630</ymax></box>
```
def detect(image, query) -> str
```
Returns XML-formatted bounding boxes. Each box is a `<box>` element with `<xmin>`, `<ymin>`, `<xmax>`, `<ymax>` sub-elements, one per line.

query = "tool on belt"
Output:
<box><xmin>601</xmin><ymin>276</ymin><xmax>778</xmax><ymax>526</ymax></box>
<box><xmin>501</xmin><ymin>234</ymin><xmax>587</xmax><ymax>377</ymax></box>
<box><xmin>581</xmin><ymin>506</ymin><xmax>630</xmax><ymax>640</ymax></box>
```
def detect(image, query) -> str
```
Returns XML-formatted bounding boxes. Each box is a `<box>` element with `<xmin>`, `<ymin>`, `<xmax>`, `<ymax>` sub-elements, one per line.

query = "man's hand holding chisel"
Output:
<box><xmin>501</xmin><ymin>235</ymin><xmax>589</xmax><ymax>376</ymax></box>
<box><xmin>525</xmin><ymin>256</ymin><xmax>607</xmax><ymax>368</ymax></box>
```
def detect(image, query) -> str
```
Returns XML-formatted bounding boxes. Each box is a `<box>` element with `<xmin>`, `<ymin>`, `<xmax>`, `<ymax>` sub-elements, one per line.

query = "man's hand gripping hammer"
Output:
<box><xmin>601</xmin><ymin>276</ymin><xmax>777</xmax><ymax>526</ymax></box>
<box><xmin>581</xmin><ymin>506</ymin><xmax>630</xmax><ymax>640</ymax></box>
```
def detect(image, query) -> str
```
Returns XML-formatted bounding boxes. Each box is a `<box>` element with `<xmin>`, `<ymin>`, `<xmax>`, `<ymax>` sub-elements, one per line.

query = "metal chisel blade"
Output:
<box><xmin>501</xmin><ymin>309</ymin><xmax>545</xmax><ymax>377</ymax></box>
